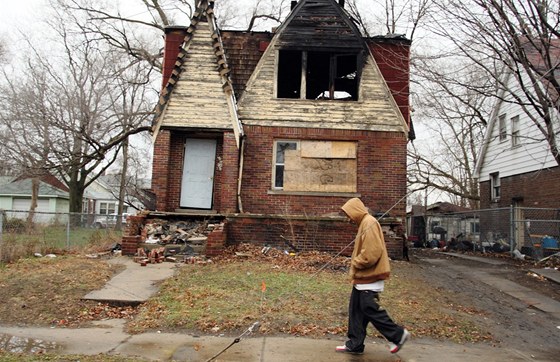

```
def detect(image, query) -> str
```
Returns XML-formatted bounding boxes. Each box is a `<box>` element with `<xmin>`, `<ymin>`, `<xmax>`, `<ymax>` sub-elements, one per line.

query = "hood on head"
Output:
<box><xmin>341</xmin><ymin>198</ymin><xmax>369</xmax><ymax>224</ymax></box>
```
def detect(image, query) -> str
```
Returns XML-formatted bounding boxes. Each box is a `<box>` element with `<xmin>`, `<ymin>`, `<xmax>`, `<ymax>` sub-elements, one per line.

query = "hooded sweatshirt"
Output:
<box><xmin>341</xmin><ymin>198</ymin><xmax>391</xmax><ymax>284</ymax></box>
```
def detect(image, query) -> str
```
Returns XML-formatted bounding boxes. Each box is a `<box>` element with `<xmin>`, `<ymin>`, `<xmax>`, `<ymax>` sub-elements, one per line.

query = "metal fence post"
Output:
<box><xmin>510</xmin><ymin>205</ymin><xmax>515</xmax><ymax>255</ymax></box>
<box><xmin>0</xmin><ymin>209</ymin><xmax>3</xmax><ymax>259</ymax></box>
<box><xmin>67</xmin><ymin>215</ymin><xmax>70</xmax><ymax>248</ymax></box>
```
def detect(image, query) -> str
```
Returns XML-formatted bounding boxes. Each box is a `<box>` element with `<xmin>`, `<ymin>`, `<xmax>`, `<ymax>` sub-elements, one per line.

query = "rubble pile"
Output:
<box><xmin>214</xmin><ymin>243</ymin><xmax>351</xmax><ymax>272</ymax></box>
<box><xmin>134</xmin><ymin>219</ymin><xmax>219</xmax><ymax>265</ymax></box>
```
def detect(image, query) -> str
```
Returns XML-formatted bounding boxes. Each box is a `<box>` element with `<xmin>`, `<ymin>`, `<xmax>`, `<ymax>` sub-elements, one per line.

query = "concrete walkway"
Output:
<box><xmin>438</xmin><ymin>252</ymin><xmax>560</xmax><ymax>319</ymax></box>
<box><xmin>0</xmin><ymin>320</ymin><xmax>544</xmax><ymax>361</ymax></box>
<box><xmin>83</xmin><ymin>256</ymin><xmax>177</xmax><ymax>304</ymax></box>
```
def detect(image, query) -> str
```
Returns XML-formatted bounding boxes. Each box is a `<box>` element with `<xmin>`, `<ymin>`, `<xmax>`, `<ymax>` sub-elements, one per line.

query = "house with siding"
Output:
<box><xmin>474</xmin><ymin>40</ymin><xmax>560</xmax><ymax>250</ymax></box>
<box><xmin>0</xmin><ymin>175</ymin><xmax>69</xmax><ymax>224</ymax></box>
<box><xmin>127</xmin><ymin>0</ymin><xmax>412</xmax><ymax>258</ymax></box>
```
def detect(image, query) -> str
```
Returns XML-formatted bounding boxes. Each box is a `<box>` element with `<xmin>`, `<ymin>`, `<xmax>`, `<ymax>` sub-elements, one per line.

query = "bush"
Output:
<box><xmin>3</xmin><ymin>218</ymin><xmax>27</xmax><ymax>234</ymax></box>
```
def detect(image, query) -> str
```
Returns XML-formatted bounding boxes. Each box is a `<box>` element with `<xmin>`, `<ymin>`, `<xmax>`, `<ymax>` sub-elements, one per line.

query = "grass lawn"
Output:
<box><xmin>127</xmin><ymin>247</ymin><xmax>492</xmax><ymax>343</ymax></box>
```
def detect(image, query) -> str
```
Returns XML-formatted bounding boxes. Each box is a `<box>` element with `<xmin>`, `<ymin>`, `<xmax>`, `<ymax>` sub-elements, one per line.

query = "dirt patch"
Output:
<box><xmin>409</xmin><ymin>248</ymin><xmax>560</xmax><ymax>360</ymax></box>
<box><xmin>0</xmin><ymin>255</ymin><xmax>137</xmax><ymax>327</ymax></box>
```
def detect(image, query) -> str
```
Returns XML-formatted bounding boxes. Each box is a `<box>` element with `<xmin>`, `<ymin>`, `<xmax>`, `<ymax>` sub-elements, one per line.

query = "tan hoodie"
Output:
<box><xmin>341</xmin><ymin>198</ymin><xmax>391</xmax><ymax>284</ymax></box>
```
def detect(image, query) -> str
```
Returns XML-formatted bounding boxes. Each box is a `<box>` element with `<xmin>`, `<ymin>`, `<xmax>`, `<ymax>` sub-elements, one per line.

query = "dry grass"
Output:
<box><xmin>0</xmin><ymin>246</ymin><xmax>492</xmax><ymax>344</ymax></box>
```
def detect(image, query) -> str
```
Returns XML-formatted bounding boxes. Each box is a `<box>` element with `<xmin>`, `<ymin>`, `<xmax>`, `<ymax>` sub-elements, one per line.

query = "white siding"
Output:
<box><xmin>238</xmin><ymin>45</ymin><xmax>407</xmax><ymax>132</ymax></box>
<box><xmin>478</xmin><ymin>72</ymin><xmax>560</xmax><ymax>181</ymax></box>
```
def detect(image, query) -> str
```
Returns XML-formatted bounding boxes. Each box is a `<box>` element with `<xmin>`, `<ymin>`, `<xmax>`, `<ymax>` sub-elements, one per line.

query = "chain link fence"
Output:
<box><xmin>419</xmin><ymin>207</ymin><xmax>560</xmax><ymax>258</ymax></box>
<box><xmin>0</xmin><ymin>209</ymin><xmax>124</xmax><ymax>263</ymax></box>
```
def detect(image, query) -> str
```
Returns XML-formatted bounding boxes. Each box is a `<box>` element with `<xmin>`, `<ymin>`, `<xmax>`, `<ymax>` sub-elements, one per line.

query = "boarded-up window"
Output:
<box><xmin>281</xmin><ymin>141</ymin><xmax>357</xmax><ymax>192</ymax></box>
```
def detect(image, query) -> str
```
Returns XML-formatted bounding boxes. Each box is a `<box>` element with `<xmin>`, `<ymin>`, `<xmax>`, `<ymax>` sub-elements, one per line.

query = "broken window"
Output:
<box><xmin>273</xmin><ymin>140</ymin><xmax>357</xmax><ymax>192</ymax></box>
<box><xmin>277</xmin><ymin>50</ymin><xmax>359</xmax><ymax>100</ymax></box>
<box><xmin>277</xmin><ymin>51</ymin><xmax>302</xmax><ymax>99</ymax></box>
<box><xmin>274</xmin><ymin>141</ymin><xmax>299</xmax><ymax>189</ymax></box>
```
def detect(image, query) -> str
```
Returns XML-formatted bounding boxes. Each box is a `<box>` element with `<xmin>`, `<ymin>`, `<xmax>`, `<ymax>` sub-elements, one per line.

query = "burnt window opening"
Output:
<box><xmin>277</xmin><ymin>50</ymin><xmax>359</xmax><ymax>101</ymax></box>
<box><xmin>277</xmin><ymin>50</ymin><xmax>302</xmax><ymax>99</ymax></box>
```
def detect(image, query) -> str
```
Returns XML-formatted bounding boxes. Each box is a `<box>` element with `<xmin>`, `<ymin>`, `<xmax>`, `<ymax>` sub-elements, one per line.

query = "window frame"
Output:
<box><xmin>490</xmin><ymin>172</ymin><xmax>501</xmax><ymax>201</ymax></box>
<box><xmin>511</xmin><ymin>115</ymin><xmax>520</xmax><ymax>147</ymax></box>
<box><xmin>272</xmin><ymin>140</ymin><xmax>300</xmax><ymax>190</ymax></box>
<box><xmin>276</xmin><ymin>50</ymin><xmax>360</xmax><ymax>101</ymax></box>
<box><xmin>99</xmin><ymin>202</ymin><xmax>117</xmax><ymax>215</ymax></box>
<box><xmin>498</xmin><ymin>114</ymin><xmax>507</xmax><ymax>142</ymax></box>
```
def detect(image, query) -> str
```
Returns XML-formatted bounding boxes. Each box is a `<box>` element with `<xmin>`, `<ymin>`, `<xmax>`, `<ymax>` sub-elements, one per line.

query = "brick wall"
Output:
<box><xmin>368</xmin><ymin>38</ymin><xmax>411</xmax><ymax>126</ymax></box>
<box><xmin>225</xmin><ymin>215</ymin><xmax>405</xmax><ymax>260</ymax></box>
<box><xmin>480</xmin><ymin>166</ymin><xmax>560</xmax><ymax>209</ymax></box>
<box><xmin>152</xmin><ymin>126</ymin><xmax>407</xmax><ymax>220</ymax></box>
<box><xmin>240</xmin><ymin>126</ymin><xmax>407</xmax><ymax>219</ymax></box>
<box><xmin>152</xmin><ymin>130</ymin><xmax>171</xmax><ymax>211</ymax></box>
<box><xmin>151</xmin><ymin>131</ymin><xmax>238</xmax><ymax>212</ymax></box>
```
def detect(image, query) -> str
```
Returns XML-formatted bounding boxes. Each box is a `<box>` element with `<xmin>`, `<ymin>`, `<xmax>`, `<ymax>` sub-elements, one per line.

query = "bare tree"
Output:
<box><xmin>345</xmin><ymin>0</ymin><xmax>433</xmax><ymax>40</ymax></box>
<box><xmin>0</xmin><ymin>12</ymin><xmax>151</xmax><ymax>217</ymax></box>
<box><xmin>431</xmin><ymin>0</ymin><xmax>560</xmax><ymax>165</ymax></box>
<box><xmin>0</xmin><ymin>39</ymin><xmax>6</xmax><ymax>64</ymax></box>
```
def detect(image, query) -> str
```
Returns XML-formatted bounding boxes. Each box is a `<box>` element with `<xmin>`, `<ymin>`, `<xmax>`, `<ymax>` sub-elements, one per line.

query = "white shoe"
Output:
<box><xmin>389</xmin><ymin>329</ymin><xmax>410</xmax><ymax>353</ymax></box>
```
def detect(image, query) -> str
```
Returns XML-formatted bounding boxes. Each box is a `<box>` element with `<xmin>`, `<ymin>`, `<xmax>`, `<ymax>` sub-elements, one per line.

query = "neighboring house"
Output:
<box><xmin>142</xmin><ymin>0</ymin><xmax>411</xmax><ymax>257</ymax></box>
<box><xmin>407</xmin><ymin>202</ymin><xmax>478</xmax><ymax>246</ymax></box>
<box><xmin>83</xmin><ymin>174</ymin><xmax>149</xmax><ymax>228</ymax></box>
<box><xmin>474</xmin><ymin>41</ymin><xmax>560</xmax><ymax>210</ymax></box>
<box><xmin>0</xmin><ymin>175</ymin><xmax>69</xmax><ymax>224</ymax></box>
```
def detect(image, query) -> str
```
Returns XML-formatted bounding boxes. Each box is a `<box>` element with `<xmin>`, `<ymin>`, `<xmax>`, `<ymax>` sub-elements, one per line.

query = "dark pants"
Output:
<box><xmin>345</xmin><ymin>287</ymin><xmax>404</xmax><ymax>352</ymax></box>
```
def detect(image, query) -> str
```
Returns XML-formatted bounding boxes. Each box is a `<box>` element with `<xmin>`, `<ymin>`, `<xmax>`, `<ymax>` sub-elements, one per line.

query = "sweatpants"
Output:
<box><xmin>345</xmin><ymin>287</ymin><xmax>405</xmax><ymax>352</ymax></box>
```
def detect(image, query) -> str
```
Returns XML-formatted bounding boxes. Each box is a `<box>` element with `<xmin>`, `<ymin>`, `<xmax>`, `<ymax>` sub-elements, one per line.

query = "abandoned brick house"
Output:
<box><xmin>123</xmin><ymin>0</ymin><xmax>412</xmax><ymax>258</ymax></box>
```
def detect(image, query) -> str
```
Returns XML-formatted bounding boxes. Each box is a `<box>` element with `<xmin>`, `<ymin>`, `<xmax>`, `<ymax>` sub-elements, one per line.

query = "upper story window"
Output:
<box><xmin>276</xmin><ymin>50</ymin><xmax>359</xmax><ymax>101</ymax></box>
<box><xmin>490</xmin><ymin>172</ymin><xmax>500</xmax><ymax>201</ymax></box>
<box><xmin>498</xmin><ymin>114</ymin><xmax>507</xmax><ymax>142</ymax></box>
<box><xmin>511</xmin><ymin>115</ymin><xmax>520</xmax><ymax>147</ymax></box>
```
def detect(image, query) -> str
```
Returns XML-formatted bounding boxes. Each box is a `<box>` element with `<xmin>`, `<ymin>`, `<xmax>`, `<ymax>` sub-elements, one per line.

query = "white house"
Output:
<box><xmin>474</xmin><ymin>41</ymin><xmax>560</xmax><ymax>251</ymax></box>
<box><xmin>0</xmin><ymin>176</ymin><xmax>70</xmax><ymax>224</ymax></box>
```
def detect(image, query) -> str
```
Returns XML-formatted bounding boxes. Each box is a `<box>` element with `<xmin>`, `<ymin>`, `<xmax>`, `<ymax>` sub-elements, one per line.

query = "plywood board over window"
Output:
<box><xmin>284</xmin><ymin>141</ymin><xmax>357</xmax><ymax>192</ymax></box>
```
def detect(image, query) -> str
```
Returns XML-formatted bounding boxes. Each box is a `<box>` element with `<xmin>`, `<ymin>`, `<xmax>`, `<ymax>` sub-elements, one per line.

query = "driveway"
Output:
<box><xmin>412</xmin><ymin>249</ymin><xmax>560</xmax><ymax>361</ymax></box>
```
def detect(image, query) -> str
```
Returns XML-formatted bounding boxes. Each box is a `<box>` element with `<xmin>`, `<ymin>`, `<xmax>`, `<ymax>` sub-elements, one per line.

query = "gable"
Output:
<box><xmin>152</xmin><ymin>1</ymin><xmax>243</xmax><ymax>147</ymax></box>
<box><xmin>236</xmin><ymin>0</ymin><xmax>407</xmax><ymax>132</ymax></box>
<box><xmin>158</xmin><ymin>21</ymin><xmax>233</xmax><ymax>131</ymax></box>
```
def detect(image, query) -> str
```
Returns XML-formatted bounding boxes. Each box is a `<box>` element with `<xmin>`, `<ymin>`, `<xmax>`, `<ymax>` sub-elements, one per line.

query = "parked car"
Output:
<box><xmin>92</xmin><ymin>213</ymin><xmax>129</xmax><ymax>229</ymax></box>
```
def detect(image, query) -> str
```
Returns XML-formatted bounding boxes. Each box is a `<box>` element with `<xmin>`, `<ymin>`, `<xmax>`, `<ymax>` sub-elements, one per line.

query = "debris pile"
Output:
<box><xmin>133</xmin><ymin>219</ymin><xmax>219</xmax><ymax>265</ymax></box>
<box><xmin>214</xmin><ymin>243</ymin><xmax>351</xmax><ymax>272</ymax></box>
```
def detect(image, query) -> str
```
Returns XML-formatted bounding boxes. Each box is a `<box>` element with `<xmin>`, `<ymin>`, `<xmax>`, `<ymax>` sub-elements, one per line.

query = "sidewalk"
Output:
<box><xmin>0</xmin><ymin>320</ymin><xmax>542</xmax><ymax>361</ymax></box>
<box><xmin>0</xmin><ymin>255</ymin><xmax>556</xmax><ymax>361</ymax></box>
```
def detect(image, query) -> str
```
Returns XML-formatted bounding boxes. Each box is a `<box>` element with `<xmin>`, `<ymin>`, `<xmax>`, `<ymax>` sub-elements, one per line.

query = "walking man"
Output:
<box><xmin>336</xmin><ymin>197</ymin><xmax>410</xmax><ymax>354</ymax></box>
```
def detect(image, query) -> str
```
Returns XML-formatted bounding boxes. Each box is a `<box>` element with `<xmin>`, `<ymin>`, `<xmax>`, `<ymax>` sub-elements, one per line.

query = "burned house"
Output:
<box><xmin>124</xmin><ymin>0</ymin><xmax>412</xmax><ymax>258</ymax></box>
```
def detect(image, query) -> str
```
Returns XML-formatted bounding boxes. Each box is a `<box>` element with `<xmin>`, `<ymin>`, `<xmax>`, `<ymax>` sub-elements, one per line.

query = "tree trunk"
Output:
<box><xmin>26</xmin><ymin>177</ymin><xmax>40</xmax><ymax>230</ymax></box>
<box><xmin>116</xmin><ymin>137</ymin><xmax>129</xmax><ymax>231</ymax></box>
<box><xmin>68</xmin><ymin>170</ymin><xmax>86</xmax><ymax>227</ymax></box>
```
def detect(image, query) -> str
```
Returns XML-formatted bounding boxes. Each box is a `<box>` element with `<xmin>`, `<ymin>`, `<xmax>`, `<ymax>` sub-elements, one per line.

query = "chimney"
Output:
<box><xmin>162</xmin><ymin>26</ymin><xmax>189</xmax><ymax>89</ymax></box>
<box><xmin>291</xmin><ymin>1</ymin><xmax>297</xmax><ymax>10</ymax></box>
<box><xmin>339</xmin><ymin>0</ymin><xmax>345</xmax><ymax>8</ymax></box>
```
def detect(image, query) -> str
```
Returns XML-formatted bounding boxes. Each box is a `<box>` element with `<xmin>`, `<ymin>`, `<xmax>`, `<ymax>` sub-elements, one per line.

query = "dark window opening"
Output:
<box><xmin>277</xmin><ymin>50</ymin><xmax>359</xmax><ymax>101</ymax></box>
<box><xmin>307</xmin><ymin>52</ymin><xmax>332</xmax><ymax>100</ymax></box>
<box><xmin>277</xmin><ymin>51</ymin><xmax>302</xmax><ymax>98</ymax></box>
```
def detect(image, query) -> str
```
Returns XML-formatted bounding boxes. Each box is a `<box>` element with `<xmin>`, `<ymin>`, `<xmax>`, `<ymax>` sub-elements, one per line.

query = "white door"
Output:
<box><xmin>180</xmin><ymin>138</ymin><xmax>217</xmax><ymax>209</ymax></box>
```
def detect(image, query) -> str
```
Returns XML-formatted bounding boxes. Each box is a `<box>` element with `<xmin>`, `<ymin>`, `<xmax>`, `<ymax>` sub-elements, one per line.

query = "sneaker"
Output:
<box><xmin>335</xmin><ymin>345</ymin><xmax>364</xmax><ymax>354</ymax></box>
<box><xmin>389</xmin><ymin>329</ymin><xmax>410</xmax><ymax>353</ymax></box>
